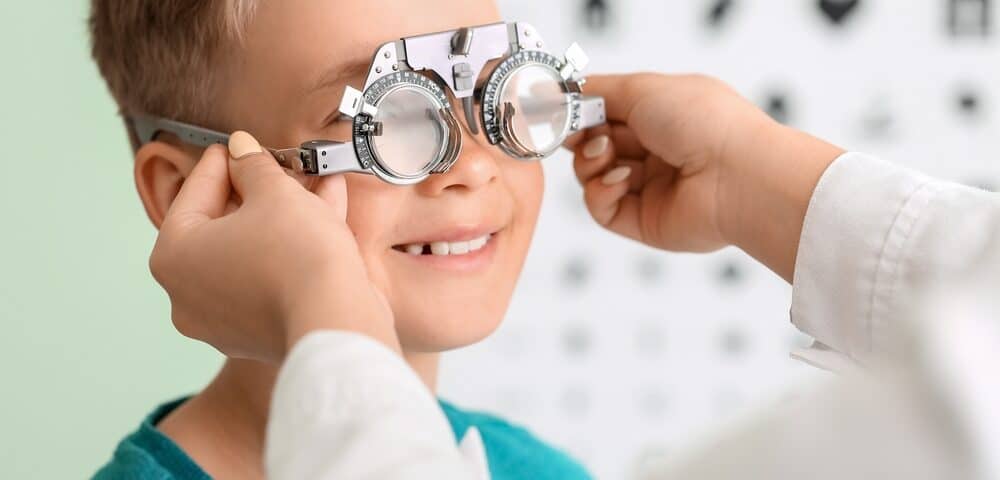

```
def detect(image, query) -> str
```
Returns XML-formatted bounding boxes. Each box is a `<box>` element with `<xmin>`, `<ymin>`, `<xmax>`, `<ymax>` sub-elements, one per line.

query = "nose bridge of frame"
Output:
<box><xmin>404</xmin><ymin>23</ymin><xmax>510</xmax><ymax>134</ymax></box>
<box><xmin>403</xmin><ymin>23</ymin><xmax>510</xmax><ymax>99</ymax></box>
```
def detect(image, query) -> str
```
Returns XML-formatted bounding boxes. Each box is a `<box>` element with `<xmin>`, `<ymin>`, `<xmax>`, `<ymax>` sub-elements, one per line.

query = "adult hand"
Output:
<box><xmin>569</xmin><ymin>73</ymin><xmax>845</xmax><ymax>280</ymax></box>
<box><xmin>149</xmin><ymin>131</ymin><xmax>397</xmax><ymax>363</ymax></box>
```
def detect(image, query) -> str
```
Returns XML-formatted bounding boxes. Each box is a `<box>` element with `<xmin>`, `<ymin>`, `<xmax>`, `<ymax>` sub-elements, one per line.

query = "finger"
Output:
<box><xmin>580</xmin><ymin>73</ymin><xmax>646</xmax><ymax>123</ymax></box>
<box><xmin>312</xmin><ymin>174</ymin><xmax>349</xmax><ymax>222</ymax></box>
<box><xmin>564</xmin><ymin>121</ymin><xmax>609</xmax><ymax>152</ymax></box>
<box><xmin>615</xmin><ymin>158</ymin><xmax>646</xmax><ymax>193</ymax></box>
<box><xmin>609</xmin><ymin>123</ymin><xmax>648</xmax><ymax>159</ymax></box>
<box><xmin>573</xmin><ymin>129</ymin><xmax>616</xmax><ymax>184</ymax></box>
<box><xmin>165</xmin><ymin>144</ymin><xmax>232</xmax><ymax>227</ymax></box>
<box><xmin>227</xmin><ymin>131</ymin><xmax>296</xmax><ymax>202</ymax></box>
<box><xmin>582</xmin><ymin>166</ymin><xmax>643</xmax><ymax>241</ymax></box>
<box><xmin>563</xmin><ymin>129</ymin><xmax>587</xmax><ymax>150</ymax></box>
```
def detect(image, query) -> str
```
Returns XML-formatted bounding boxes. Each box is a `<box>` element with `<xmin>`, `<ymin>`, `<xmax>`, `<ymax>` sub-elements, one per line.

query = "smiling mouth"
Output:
<box><xmin>392</xmin><ymin>232</ymin><xmax>496</xmax><ymax>257</ymax></box>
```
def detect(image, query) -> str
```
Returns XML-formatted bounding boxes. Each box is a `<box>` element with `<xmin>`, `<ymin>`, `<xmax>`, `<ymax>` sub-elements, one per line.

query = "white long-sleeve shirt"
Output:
<box><xmin>265</xmin><ymin>152</ymin><xmax>1000</xmax><ymax>479</ymax></box>
<box><xmin>790</xmin><ymin>152</ymin><xmax>1000</xmax><ymax>370</ymax></box>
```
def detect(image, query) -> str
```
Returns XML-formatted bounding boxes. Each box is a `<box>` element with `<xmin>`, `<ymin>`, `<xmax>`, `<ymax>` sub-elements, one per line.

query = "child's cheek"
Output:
<box><xmin>508</xmin><ymin>162</ymin><xmax>545</xmax><ymax>212</ymax></box>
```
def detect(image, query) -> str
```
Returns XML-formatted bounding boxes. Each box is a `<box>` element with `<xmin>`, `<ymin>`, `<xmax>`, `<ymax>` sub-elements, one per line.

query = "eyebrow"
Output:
<box><xmin>307</xmin><ymin>58</ymin><xmax>372</xmax><ymax>95</ymax></box>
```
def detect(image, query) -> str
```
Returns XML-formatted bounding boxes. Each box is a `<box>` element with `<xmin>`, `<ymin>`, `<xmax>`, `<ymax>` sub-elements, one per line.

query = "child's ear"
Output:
<box><xmin>134</xmin><ymin>139</ymin><xmax>200</xmax><ymax>229</ymax></box>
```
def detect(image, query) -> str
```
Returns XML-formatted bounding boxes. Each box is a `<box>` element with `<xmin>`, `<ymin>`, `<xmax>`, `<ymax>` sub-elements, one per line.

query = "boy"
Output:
<box><xmin>89</xmin><ymin>1</ymin><xmax>590</xmax><ymax>478</ymax></box>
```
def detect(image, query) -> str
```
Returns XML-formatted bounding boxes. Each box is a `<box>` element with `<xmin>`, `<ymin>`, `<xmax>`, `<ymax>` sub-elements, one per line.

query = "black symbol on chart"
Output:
<box><xmin>960</xmin><ymin>93</ymin><xmax>980</xmax><ymax>112</ymax></box>
<box><xmin>762</xmin><ymin>91</ymin><xmax>792</xmax><ymax>125</ymax></box>
<box><xmin>706</xmin><ymin>0</ymin><xmax>736</xmax><ymax>29</ymax></box>
<box><xmin>717</xmin><ymin>259</ymin><xmax>746</xmax><ymax>286</ymax></box>
<box><xmin>860</xmin><ymin>96</ymin><xmax>896</xmax><ymax>140</ymax></box>
<box><xmin>948</xmin><ymin>0</ymin><xmax>993</xmax><ymax>37</ymax></box>
<box><xmin>956</xmin><ymin>87</ymin><xmax>984</xmax><ymax>117</ymax></box>
<box><xmin>818</xmin><ymin>0</ymin><xmax>862</xmax><ymax>26</ymax></box>
<box><xmin>720</xmin><ymin>327</ymin><xmax>749</xmax><ymax>357</ymax></box>
<box><xmin>562</xmin><ymin>324</ymin><xmax>593</xmax><ymax>356</ymax></box>
<box><xmin>635</xmin><ymin>255</ymin><xmax>665</xmax><ymax>286</ymax></box>
<box><xmin>584</xmin><ymin>0</ymin><xmax>611</xmax><ymax>32</ymax></box>
<box><xmin>561</xmin><ymin>255</ymin><xmax>591</xmax><ymax>289</ymax></box>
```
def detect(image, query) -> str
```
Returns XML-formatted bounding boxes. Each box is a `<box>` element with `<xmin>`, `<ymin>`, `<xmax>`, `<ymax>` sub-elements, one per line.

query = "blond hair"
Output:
<box><xmin>89</xmin><ymin>0</ymin><xmax>257</xmax><ymax>143</ymax></box>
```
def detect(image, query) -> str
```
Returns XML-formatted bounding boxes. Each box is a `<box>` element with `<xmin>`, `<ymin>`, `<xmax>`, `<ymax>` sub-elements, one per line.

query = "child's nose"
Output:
<box><xmin>416</xmin><ymin>126</ymin><xmax>499</xmax><ymax>196</ymax></box>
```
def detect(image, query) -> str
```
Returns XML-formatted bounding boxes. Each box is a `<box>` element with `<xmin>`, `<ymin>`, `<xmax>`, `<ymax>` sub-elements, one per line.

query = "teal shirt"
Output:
<box><xmin>93</xmin><ymin>397</ymin><xmax>591</xmax><ymax>480</ymax></box>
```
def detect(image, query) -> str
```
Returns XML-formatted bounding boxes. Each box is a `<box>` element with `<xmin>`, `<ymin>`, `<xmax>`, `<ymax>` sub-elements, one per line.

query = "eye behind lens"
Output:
<box><xmin>481</xmin><ymin>50</ymin><xmax>573</xmax><ymax>160</ymax></box>
<box><xmin>356</xmin><ymin>72</ymin><xmax>453</xmax><ymax>183</ymax></box>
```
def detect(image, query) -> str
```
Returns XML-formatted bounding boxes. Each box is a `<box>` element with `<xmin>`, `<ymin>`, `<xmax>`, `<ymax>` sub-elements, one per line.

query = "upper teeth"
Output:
<box><xmin>404</xmin><ymin>234</ymin><xmax>492</xmax><ymax>256</ymax></box>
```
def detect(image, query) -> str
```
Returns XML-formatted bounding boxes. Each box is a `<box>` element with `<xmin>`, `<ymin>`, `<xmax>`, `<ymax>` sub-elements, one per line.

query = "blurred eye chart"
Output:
<box><xmin>439</xmin><ymin>1</ymin><xmax>998</xmax><ymax>478</ymax></box>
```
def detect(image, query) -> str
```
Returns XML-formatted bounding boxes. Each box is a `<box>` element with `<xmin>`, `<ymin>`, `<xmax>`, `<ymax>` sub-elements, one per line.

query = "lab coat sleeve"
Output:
<box><xmin>790</xmin><ymin>152</ymin><xmax>1000</xmax><ymax>368</ymax></box>
<box><xmin>265</xmin><ymin>330</ymin><xmax>473</xmax><ymax>480</ymax></box>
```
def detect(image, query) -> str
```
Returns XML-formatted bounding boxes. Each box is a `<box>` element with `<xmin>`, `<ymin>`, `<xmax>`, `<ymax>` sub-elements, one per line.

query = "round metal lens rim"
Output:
<box><xmin>369</xmin><ymin>84</ymin><xmax>448</xmax><ymax>180</ymax></box>
<box><xmin>481</xmin><ymin>50</ymin><xmax>572</xmax><ymax>159</ymax></box>
<box><xmin>354</xmin><ymin>71</ymin><xmax>452</xmax><ymax>185</ymax></box>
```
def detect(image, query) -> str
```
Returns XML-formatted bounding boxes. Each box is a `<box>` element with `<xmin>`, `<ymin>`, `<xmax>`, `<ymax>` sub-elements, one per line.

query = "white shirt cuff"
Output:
<box><xmin>790</xmin><ymin>152</ymin><xmax>935</xmax><ymax>367</ymax></box>
<box><xmin>265</xmin><ymin>330</ymin><xmax>477</xmax><ymax>479</ymax></box>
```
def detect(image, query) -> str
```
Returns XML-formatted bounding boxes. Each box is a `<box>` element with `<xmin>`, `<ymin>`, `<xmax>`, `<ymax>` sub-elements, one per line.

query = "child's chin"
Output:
<box><xmin>395</xmin><ymin>315</ymin><xmax>502</xmax><ymax>353</ymax></box>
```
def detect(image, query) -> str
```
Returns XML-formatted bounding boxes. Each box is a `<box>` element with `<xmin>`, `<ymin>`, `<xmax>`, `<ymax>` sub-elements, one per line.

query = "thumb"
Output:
<box><xmin>227</xmin><ymin>130</ymin><xmax>293</xmax><ymax>201</ymax></box>
<box><xmin>581</xmin><ymin>73</ymin><xmax>644</xmax><ymax>124</ymax></box>
<box><xmin>165</xmin><ymin>144</ymin><xmax>232</xmax><ymax>229</ymax></box>
<box><xmin>313</xmin><ymin>174</ymin><xmax>349</xmax><ymax>222</ymax></box>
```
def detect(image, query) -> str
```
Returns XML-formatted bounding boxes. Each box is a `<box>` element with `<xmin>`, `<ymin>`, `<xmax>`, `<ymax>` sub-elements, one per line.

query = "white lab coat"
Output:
<box><xmin>263</xmin><ymin>153</ymin><xmax>1000</xmax><ymax>479</ymax></box>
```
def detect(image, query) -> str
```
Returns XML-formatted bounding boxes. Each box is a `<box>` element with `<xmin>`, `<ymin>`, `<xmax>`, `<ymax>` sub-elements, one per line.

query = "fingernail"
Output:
<box><xmin>601</xmin><ymin>166</ymin><xmax>632</xmax><ymax>186</ymax></box>
<box><xmin>229</xmin><ymin>131</ymin><xmax>262</xmax><ymax>159</ymax></box>
<box><xmin>583</xmin><ymin>135</ymin><xmax>609</xmax><ymax>159</ymax></box>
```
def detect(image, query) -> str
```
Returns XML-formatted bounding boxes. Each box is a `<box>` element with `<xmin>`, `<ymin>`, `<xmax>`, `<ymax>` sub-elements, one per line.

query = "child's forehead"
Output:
<box><xmin>245</xmin><ymin>0</ymin><xmax>501</xmax><ymax>92</ymax></box>
<box><xmin>308</xmin><ymin>60</ymin><xmax>371</xmax><ymax>97</ymax></box>
<box><xmin>250</xmin><ymin>0</ymin><xmax>502</xmax><ymax>52</ymax></box>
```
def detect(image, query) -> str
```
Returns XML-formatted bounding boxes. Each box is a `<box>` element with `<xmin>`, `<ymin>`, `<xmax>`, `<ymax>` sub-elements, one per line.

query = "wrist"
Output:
<box><xmin>717</xmin><ymin>118</ymin><xmax>843</xmax><ymax>282</ymax></box>
<box><xmin>715</xmin><ymin>112</ymin><xmax>786</xmax><ymax>248</ymax></box>
<box><xmin>281</xmin><ymin>273</ymin><xmax>400</xmax><ymax>360</ymax></box>
<box><xmin>284</xmin><ymin>303</ymin><xmax>400</xmax><ymax>360</ymax></box>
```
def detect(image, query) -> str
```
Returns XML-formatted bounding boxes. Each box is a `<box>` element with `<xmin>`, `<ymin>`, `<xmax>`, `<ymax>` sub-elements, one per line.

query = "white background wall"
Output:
<box><xmin>440</xmin><ymin>1</ymin><xmax>999</xmax><ymax>477</ymax></box>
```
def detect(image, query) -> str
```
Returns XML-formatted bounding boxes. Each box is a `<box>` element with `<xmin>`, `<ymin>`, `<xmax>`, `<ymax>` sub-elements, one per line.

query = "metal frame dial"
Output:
<box><xmin>352</xmin><ymin>71</ymin><xmax>462</xmax><ymax>185</ymax></box>
<box><xmin>481</xmin><ymin>50</ymin><xmax>574</xmax><ymax>159</ymax></box>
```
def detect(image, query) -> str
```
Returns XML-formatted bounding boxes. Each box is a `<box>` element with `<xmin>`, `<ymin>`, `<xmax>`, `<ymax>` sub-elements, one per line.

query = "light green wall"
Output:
<box><xmin>0</xmin><ymin>3</ymin><xmax>222</xmax><ymax>478</ymax></box>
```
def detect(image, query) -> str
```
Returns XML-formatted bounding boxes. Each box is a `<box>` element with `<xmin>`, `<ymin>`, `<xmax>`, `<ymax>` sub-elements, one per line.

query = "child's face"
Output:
<box><xmin>214</xmin><ymin>0</ymin><xmax>543</xmax><ymax>351</ymax></box>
